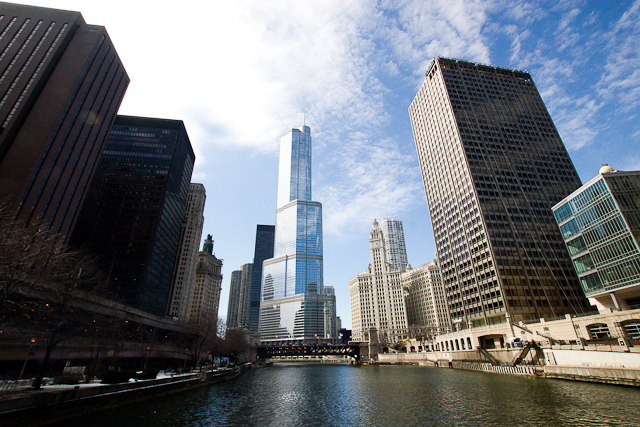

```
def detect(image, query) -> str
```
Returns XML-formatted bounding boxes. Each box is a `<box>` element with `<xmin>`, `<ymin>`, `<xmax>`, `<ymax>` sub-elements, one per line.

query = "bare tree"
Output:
<box><xmin>0</xmin><ymin>204</ymin><xmax>107</xmax><ymax>388</ymax></box>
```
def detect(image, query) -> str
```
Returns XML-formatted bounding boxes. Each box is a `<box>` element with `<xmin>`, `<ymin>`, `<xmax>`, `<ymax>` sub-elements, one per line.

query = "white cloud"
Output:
<box><xmin>597</xmin><ymin>0</ymin><xmax>640</xmax><ymax>112</ymax></box>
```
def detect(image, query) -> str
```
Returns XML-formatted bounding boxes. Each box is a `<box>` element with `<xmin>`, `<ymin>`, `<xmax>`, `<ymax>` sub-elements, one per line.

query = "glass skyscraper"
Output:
<box><xmin>259</xmin><ymin>125</ymin><xmax>336</xmax><ymax>344</ymax></box>
<box><xmin>553</xmin><ymin>166</ymin><xmax>640</xmax><ymax>312</ymax></box>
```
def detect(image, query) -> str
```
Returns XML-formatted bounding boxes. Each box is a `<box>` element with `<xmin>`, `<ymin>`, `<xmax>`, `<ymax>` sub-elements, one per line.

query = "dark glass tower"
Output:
<box><xmin>70</xmin><ymin>115</ymin><xmax>195</xmax><ymax>316</ymax></box>
<box><xmin>248</xmin><ymin>224</ymin><xmax>275</xmax><ymax>334</ymax></box>
<box><xmin>0</xmin><ymin>3</ymin><xmax>129</xmax><ymax>243</ymax></box>
<box><xmin>409</xmin><ymin>57</ymin><xmax>590</xmax><ymax>327</ymax></box>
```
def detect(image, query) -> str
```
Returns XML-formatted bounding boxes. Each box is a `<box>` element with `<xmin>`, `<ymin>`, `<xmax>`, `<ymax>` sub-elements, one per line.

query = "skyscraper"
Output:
<box><xmin>248</xmin><ymin>225</ymin><xmax>275</xmax><ymax>334</ymax></box>
<box><xmin>189</xmin><ymin>234</ymin><xmax>223</xmax><ymax>323</ymax></box>
<box><xmin>70</xmin><ymin>115</ymin><xmax>195</xmax><ymax>316</ymax></box>
<box><xmin>379</xmin><ymin>218</ymin><xmax>409</xmax><ymax>272</ymax></box>
<box><xmin>227</xmin><ymin>269</ymin><xmax>243</xmax><ymax>328</ymax></box>
<box><xmin>238</xmin><ymin>262</ymin><xmax>253</xmax><ymax>328</ymax></box>
<box><xmin>0</xmin><ymin>3</ymin><xmax>129</xmax><ymax>243</ymax></box>
<box><xmin>168</xmin><ymin>183</ymin><xmax>205</xmax><ymax>319</ymax></box>
<box><xmin>408</xmin><ymin>57</ymin><xmax>590</xmax><ymax>328</ymax></box>
<box><xmin>349</xmin><ymin>219</ymin><xmax>408</xmax><ymax>342</ymax></box>
<box><xmin>259</xmin><ymin>125</ymin><xmax>336</xmax><ymax>344</ymax></box>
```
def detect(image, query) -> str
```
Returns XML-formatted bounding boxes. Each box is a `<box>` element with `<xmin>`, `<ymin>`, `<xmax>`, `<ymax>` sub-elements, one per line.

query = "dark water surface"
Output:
<box><xmin>74</xmin><ymin>364</ymin><xmax>639</xmax><ymax>426</ymax></box>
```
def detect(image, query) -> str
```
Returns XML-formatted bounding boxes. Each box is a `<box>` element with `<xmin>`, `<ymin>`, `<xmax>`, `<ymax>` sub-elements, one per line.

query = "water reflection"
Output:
<box><xmin>69</xmin><ymin>364</ymin><xmax>640</xmax><ymax>426</ymax></box>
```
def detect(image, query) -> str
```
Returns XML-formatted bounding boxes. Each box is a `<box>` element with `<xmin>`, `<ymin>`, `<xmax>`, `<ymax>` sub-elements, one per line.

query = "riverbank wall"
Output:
<box><xmin>0</xmin><ymin>366</ymin><xmax>249</xmax><ymax>427</ymax></box>
<box><xmin>376</xmin><ymin>350</ymin><xmax>640</xmax><ymax>385</ymax></box>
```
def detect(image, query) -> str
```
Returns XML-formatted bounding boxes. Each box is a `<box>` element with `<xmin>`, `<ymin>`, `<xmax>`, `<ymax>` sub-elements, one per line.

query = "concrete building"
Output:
<box><xmin>227</xmin><ymin>269</ymin><xmax>243</xmax><ymax>328</ymax></box>
<box><xmin>248</xmin><ymin>225</ymin><xmax>275</xmax><ymax>335</ymax></box>
<box><xmin>187</xmin><ymin>235</ymin><xmax>223</xmax><ymax>322</ymax></box>
<box><xmin>350</xmin><ymin>219</ymin><xmax>408</xmax><ymax>343</ymax></box>
<box><xmin>403</xmin><ymin>260</ymin><xmax>451</xmax><ymax>334</ymax></box>
<box><xmin>553</xmin><ymin>165</ymin><xmax>640</xmax><ymax>314</ymax></box>
<box><xmin>408</xmin><ymin>57</ymin><xmax>590</xmax><ymax>329</ymax></box>
<box><xmin>259</xmin><ymin>125</ymin><xmax>336</xmax><ymax>344</ymax></box>
<box><xmin>168</xmin><ymin>183</ymin><xmax>205</xmax><ymax>319</ymax></box>
<box><xmin>379</xmin><ymin>219</ymin><xmax>409</xmax><ymax>272</ymax></box>
<box><xmin>69</xmin><ymin>115</ymin><xmax>195</xmax><ymax>316</ymax></box>
<box><xmin>238</xmin><ymin>262</ymin><xmax>253</xmax><ymax>328</ymax></box>
<box><xmin>0</xmin><ymin>3</ymin><xmax>129</xmax><ymax>243</ymax></box>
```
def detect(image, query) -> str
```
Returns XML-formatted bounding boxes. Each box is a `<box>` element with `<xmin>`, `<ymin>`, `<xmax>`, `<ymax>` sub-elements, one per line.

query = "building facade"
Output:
<box><xmin>237</xmin><ymin>262</ymin><xmax>253</xmax><ymax>328</ymax></box>
<box><xmin>0</xmin><ymin>3</ymin><xmax>129</xmax><ymax>243</ymax></box>
<box><xmin>259</xmin><ymin>125</ymin><xmax>336</xmax><ymax>344</ymax></box>
<box><xmin>403</xmin><ymin>260</ymin><xmax>451</xmax><ymax>334</ymax></box>
<box><xmin>168</xmin><ymin>183</ymin><xmax>205</xmax><ymax>319</ymax></box>
<box><xmin>553</xmin><ymin>166</ymin><xmax>640</xmax><ymax>312</ymax></box>
<box><xmin>227</xmin><ymin>269</ymin><xmax>243</xmax><ymax>328</ymax></box>
<box><xmin>248</xmin><ymin>225</ymin><xmax>275</xmax><ymax>334</ymax></box>
<box><xmin>379</xmin><ymin>219</ymin><xmax>409</xmax><ymax>272</ymax></box>
<box><xmin>188</xmin><ymin>235</ymin><xmax>223</xmax><ymax>323</ymax></box>
<box><xmin>69</xmin><ymin>115</ymin><xmax>194</xmax><ymax>316</ymax></box>
<box><xmin>349</xmin><ymin>219</ymin><xmax>408</xmax><ymax>343</ymax></box>
<box><xmin>408</xmin><ymin>57</ymin><xmax>590</xmax><ymax>328</ymax></box>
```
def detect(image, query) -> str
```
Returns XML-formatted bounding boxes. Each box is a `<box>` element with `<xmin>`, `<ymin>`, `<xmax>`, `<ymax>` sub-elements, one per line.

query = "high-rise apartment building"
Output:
<box><xmin>0</xmin><ymin>3</ymin><xmax>129</xmax><ymax>243</ymax></box>
<box><xmin>408</xmin><ymin>57</ymin><xmax>590</xmax><ymax>327</ymax></box>
<box><xmin>379</xmin><ymin>219</ymin><xmax>409</xmax><ymax>272</ymax></box>
<box><xmin>349</xmin><ymin>219</ymin><xmax>408</xmax><ymax>342</ymax></box>
<box><xmin>403</xmin><ymin>260</ymin><xmax>450</xmax><ymax>334</ymax></box>
<box><xmin>237</xmin><ymin>262</ymin><xmax>253</xmax><ymax>328</ymax></box>
<box><xmin>259</xmin><ymin>125</ymin><xmax>336</xmax><ymax>344</ymax></box>
<box><xmin>227</xmin><ymin>269</ymin><xmax>243</xmax><ymax>328</ymax></box>
<box><xmin>168</xmin><ymin>183</ymin><xmax>205</xmax><ymax>319</ymax></box>
<box><xmin>553</xmin><ymin>165</ymin><xmax>640</xmax><ymax>313</ymax></box>
<box><xmin>248</xmin><ymin>225</ymin><xmax>275</xmax><ymax>334</ymax></box>
<box><xmin>70</xmin><ymin>115</ymin><xmax>195</xmax><ymax>316</ymax></box>
<box><xmin>188</xmin><ymin>235</ymin><xmax>223</xmax><ymax>322</ymax></box>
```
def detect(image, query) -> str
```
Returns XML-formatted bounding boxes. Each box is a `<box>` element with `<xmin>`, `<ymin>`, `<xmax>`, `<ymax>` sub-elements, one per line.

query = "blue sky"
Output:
<box><xmin>14</xmin><ymin>1</ymin><xmax>640</xmax><ymax>328</ymax></box>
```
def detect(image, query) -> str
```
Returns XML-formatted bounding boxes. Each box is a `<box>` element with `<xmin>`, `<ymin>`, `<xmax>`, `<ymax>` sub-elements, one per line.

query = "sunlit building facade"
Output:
<box><xmin>403</xmin><ymin>260</ymin><xmax>451</xmax><ymax>334</ymax></box>
<box><xmin>380</xmin><ymin>219</ymin><xmax>409</xmax><ymax>272</ymax></box>
<box><xmin>553</xmin><ymin>166</ymin><xmax>640</xmax><ymax>312</ymax></box>
<box><xmin>349</xmin><ymin>219</ymin><xmax>408</xmax><ymax>343</ymax></box>
<box><xmin>259</xmin><ymin>125</ymin><xmax>336</xmax><ymax>344</ymax></box>
<box><xmin>168</xmin><ymin>183</ymin><xmax>205</xmax><ymax>319</ymax></box>
<box><xmin>188</xmin><ymin>235</ymin><xmax>223</xmax><ymax>322</ymax></box>
<box><xmin>409</xmin><ymin>57</ymin><xmax>590</xmax><ymax>328</ymax></box>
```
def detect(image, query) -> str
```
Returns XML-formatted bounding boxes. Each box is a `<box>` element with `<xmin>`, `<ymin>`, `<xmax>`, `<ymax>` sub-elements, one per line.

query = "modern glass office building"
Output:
<box><xmin>553</xmin><ymin>166</ymin><xmax>640</xmax><ymax>311</ymax></box>
<box><xmin>70</xmin><ymin>115</ymin><xmax>194</xmax><ymax>316</ymax></box>
<box><xmin>409</xmin><ymin>57</ymin><xmax>590</xmax><ymax>327</ymax></box>
<box><xmin>248</xmin><ymin>225</ymin><xmax>275</xmax><ymax>334</ymax></box>
<box><xmin>259</xmin><ymin>125</ymin><xmax>336</xmax><ymax>344</ymax></box>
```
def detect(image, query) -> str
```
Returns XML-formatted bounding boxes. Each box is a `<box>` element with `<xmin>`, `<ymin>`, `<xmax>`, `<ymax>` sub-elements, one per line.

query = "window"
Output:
<box><xmin>588</xmin><ymin>324</ymin><xmax>611</xmax><ymax>339</ymax></box>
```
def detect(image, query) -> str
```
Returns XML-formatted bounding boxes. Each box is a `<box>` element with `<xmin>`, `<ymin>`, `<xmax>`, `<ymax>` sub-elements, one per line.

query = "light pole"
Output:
<box><xmin>18</xmin><ymin>339</ymin><xmax>36</xmax><ymax>381</ymax></box>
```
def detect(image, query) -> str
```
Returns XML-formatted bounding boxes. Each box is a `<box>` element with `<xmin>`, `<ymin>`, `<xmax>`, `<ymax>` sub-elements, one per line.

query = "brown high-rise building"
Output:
<box><xmin>409</xmin><ymin>57</ymin><xmax>590</xmax><ymax>327</ymax></box>
<box><xmin>0</xmin><ymin>3</ymin><xmax>129</xmax><ymax>242</ymax></box>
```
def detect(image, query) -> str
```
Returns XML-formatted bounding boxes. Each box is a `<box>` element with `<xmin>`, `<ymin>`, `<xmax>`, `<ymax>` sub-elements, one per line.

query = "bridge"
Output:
<box><xmin>256</xmin><ymin>344</ymin><xmax>361</xmax><ymax>362</ymax></box>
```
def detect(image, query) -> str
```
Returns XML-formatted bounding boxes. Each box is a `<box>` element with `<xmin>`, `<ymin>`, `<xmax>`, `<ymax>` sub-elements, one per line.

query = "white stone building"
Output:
<box><xmin>350</xmin><ymin>219</ymin><xmax>408</xmax><ymax>343</ymax></box>
<box><xmin>168</xmin><ymin>183</ymin><xmax>205</xmax><ymax>319</ymax></box>
<box><xmin>379</xmin><ymin>218</ymin><xmax>409</xmax><ymax>272</ymax></box>
<box><xmin>403</xmin><ymin>260</ymin><xmax>451</xmax><ymax>334</ymax></box>
<box><xmin>188</xmin><ymin>234</ymin><xmax>223</xmax><ymax>322</ymax></box>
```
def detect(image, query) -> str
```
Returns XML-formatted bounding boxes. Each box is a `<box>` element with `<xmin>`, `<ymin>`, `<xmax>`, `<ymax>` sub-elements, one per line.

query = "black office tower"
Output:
<box><xmin>70</xmin><ymin>115</ymin><xmax>195</xmax><ymax>316</ymax></box>
<box><xmin>409</xmin><ymin>57</ymin><xmax>590</xmax><ymax>327</ymax></box>
<box><xmin>0</xmin><ymin>3</ymin><xmax>129</xmax><ymax>242</ymax></box>
<box><xmin>249</xmin><ymin>224</ymin><xmax>275</xmax><ymax>334</ymax></box>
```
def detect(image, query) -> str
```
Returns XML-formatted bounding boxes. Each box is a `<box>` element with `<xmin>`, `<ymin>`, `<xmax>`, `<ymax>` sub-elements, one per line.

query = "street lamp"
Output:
<box><xmin>18</xmin><ymin>339</ymin><xmax>36</xmax><ymax>381</ymax></box>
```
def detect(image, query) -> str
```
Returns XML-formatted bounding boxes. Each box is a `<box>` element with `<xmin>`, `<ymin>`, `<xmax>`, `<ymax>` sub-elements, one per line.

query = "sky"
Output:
<box><xmin>11</xmin><ymin>0</ymin><xmax>640</xmax><ymax>329</ymax></box>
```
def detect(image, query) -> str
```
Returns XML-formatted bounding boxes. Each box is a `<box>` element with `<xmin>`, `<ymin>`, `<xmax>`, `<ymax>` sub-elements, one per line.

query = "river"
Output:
<box><xmin>70</xmin><ymin>364</ymin><xmax>639</xmax><ymax>426</ymax></box>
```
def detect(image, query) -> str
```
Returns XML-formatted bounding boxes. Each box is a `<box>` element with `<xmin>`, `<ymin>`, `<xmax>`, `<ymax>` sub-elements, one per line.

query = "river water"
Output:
<box><xmin>77</xmin><ymin>364</ymin><xmax>639</xmax><ymax>426</ymax></box>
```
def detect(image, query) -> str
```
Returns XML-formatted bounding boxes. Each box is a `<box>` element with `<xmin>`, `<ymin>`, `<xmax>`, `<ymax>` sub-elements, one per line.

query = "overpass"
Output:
<box><xmin>256</xmin><ymin>344</ymin><xmax>361</xmax><ymax>362</ymax></box>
